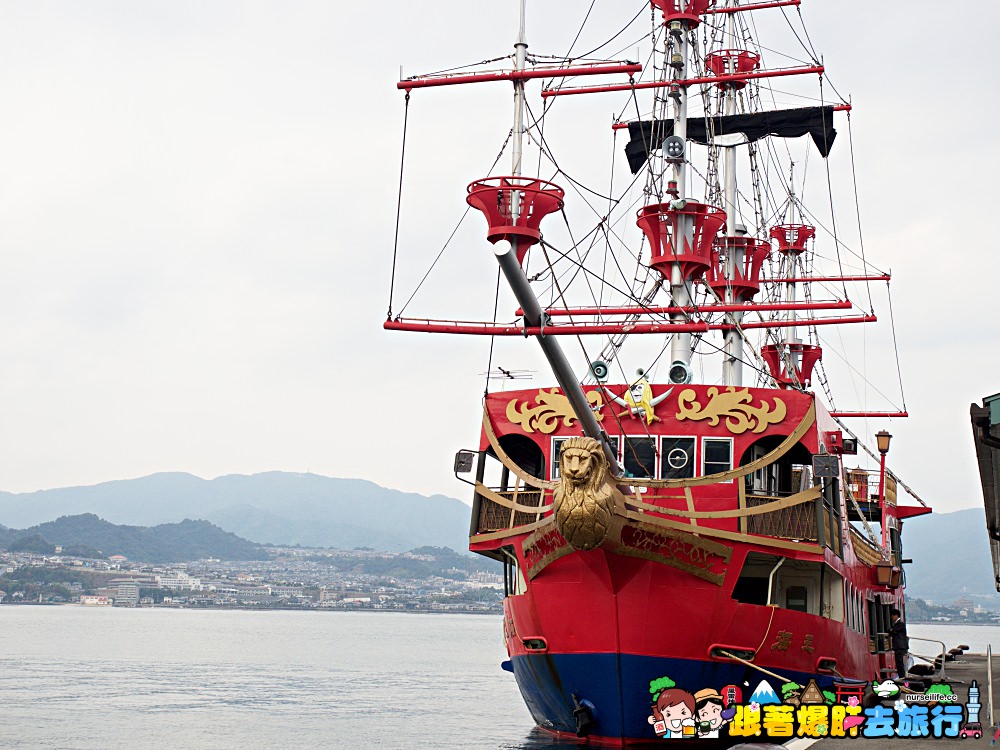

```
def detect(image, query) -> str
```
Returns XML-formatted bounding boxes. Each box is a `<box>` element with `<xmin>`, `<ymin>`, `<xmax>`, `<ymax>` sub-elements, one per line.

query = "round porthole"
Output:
<box><xmin>668</xmin><ymin>448</ymin><xmax>689</xmax><ymax>469</ymax></box>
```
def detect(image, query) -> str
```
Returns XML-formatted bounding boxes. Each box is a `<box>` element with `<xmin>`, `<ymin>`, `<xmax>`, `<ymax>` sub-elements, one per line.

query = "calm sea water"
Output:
<box><xmin>0</xmin><ymin>607</ymin><xmax>560</xmax><ymax>750</ymax></box>
<box><xmin>0</xmin><ymin>607</ymin><xmax>994</xmax><ymax>749</ymax></box>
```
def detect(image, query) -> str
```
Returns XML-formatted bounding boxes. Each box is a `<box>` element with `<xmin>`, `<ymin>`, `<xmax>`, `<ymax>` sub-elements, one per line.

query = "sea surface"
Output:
<box><xmin>0</xmin><ymin>607</ymin><xmax>994</xmax><ymax>749</ymax></box>
<box><xmin>0</xmin><ymin>607</ymin><xmax>553</xmax><ymax>750</ymax></box>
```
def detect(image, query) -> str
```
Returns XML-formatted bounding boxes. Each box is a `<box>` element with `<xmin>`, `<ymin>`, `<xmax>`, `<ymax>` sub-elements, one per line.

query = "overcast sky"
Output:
<box><xmin>0</xmin><ymin>1</ymin><xmax>997</xmax><ymax>519</ymax></box>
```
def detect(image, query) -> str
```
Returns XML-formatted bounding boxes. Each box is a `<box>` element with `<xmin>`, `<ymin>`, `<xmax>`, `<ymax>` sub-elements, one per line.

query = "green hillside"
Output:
<box><xmin>0</xmin><ymin>513</ymin><xmax>267</xmax><ymax>563</ymax></box>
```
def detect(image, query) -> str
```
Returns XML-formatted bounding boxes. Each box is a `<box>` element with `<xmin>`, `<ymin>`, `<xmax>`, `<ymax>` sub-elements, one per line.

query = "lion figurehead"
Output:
<box><xmin>553</xmin><ymin>436</ymin><xmax>616</xmax><ymax>550</ymax></box>
<box><xmin>559</xmin><ymin>436</ymin><xmax>608</xmax><ymax>489</ymax></box>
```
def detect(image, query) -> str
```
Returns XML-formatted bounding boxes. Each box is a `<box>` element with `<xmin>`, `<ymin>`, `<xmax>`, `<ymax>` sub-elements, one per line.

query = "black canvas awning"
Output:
<box><xmin>624</xmin><ymin>106</ymin><xmax>837</xmax><ymax>174</ymax></box>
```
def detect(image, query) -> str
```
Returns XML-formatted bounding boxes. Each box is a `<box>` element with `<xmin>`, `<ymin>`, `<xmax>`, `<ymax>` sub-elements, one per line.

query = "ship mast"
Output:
<box><xmin>511</xmin><ymin>0</ymin><xmax>528</xmax><ymax>176</ymax></box>
<box><xmin>721</xmin><ymin>4</ymin><xmax>743</xmax><ymax>387</ymax></box>
<box><xmin>784</xmin><ymin>178</ymin><xmax>801</xmax><ymax>378</ymax></box>
<box><xmin>666</xmin><ymin>13</ymin><xmax>694</xmax><ymax>385</ymax></box>
<box><xmin>491</xmin><ymin>0</ymin><xmax>623</xmax><ymax>474</ymax></box>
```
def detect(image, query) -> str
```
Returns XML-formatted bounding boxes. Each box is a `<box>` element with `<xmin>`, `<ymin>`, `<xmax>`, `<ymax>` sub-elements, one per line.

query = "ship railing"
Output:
<box><xmin>744</xmin><ymin>492</ymin><xmax>818</xmax><ymax>542</ymax></box>
<box><xmin>475</xmin><ymin>486</ymin><xmax>548</xmax><ymax>534</ymax></box>
<box><xmin>908</xmin><ymin>636</ymin><xmax>951</xmax><ymax>684</ymax></box>
<box><xmin>848</xmin><ymin>528</ymin><xmax>883</xmax><ymax>566</ymax></box>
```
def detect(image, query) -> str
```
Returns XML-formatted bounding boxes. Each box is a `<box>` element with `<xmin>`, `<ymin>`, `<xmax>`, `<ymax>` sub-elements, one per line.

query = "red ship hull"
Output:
<box><xmin>488</xmin><ymin>544</ymin><xmax>874</xmax><ymax>743</ymax></box>
<box><xmin>467</xmin><ymin>383</ymin><xmax>921</xmax><ymax>744</ymax></box>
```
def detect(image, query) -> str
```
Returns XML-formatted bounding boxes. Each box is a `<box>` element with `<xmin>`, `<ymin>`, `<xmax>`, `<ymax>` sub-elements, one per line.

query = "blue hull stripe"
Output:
<box><xmin>511</xmin><ymin>652</ymin><xmax>839</xmax><ymax>741</ymax></box>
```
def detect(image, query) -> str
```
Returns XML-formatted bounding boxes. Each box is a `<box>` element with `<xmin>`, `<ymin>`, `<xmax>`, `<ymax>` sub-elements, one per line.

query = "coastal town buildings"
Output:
<box><xmin>0</xmin><ymin>546</ymin><xmax>504</xmax><ymax>613</ymax></box>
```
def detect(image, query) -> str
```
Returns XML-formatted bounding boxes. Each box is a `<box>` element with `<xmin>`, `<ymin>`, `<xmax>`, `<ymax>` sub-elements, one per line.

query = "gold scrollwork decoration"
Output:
<box><xmin>523</xmin><ymin>525</ymin><xmax>573</xmax><ymax>580</ymax></box>
<box><xmin>675</xmin><ymin>386</ymin><xmax>786</xmax><ymax>435</ymax></box>
<box><xmin>614</xmin><ymin>522</ymin><xmax>730</xmax><ymax>585</ymax></box>
<box><xmin>506</xmin><ymin>389</ymin><xmax>604</xmax><ymax>435</ymax></box>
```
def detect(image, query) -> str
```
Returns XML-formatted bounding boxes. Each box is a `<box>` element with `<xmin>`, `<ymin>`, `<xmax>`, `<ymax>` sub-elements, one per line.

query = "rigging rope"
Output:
<box><xmin>396</xmin><ymin>128</ymin><xmax>513</xmax><ymax>317</ymax></box>
<box><xmin>845</xmin><ymin>111</ymin><xmax>876</xmax><ymax>313</ymax></box>
<box><xmin>600</xmin><ymin>121</ymin><xmax>620</xmax><ymax>312</ymax></box>
<box><xmin>817</xmin><ymin>74</ymin><xmax>849</xmax><ymax>301</ymax></box>
<box><xmin>483</xmin><ymin>265</ymin><xmax>502</xmax><ymax>399</ymax></box>
<box><xmin>885</xmin><ymin>281</ymin><xmax>908</xmax><ymax>411</ymax></box>
<box><xmin>572</xmin><ymin>3</ymin><xmax>649</xmax><ymax>63</ymax></box>
<box><xmin>833</xmin><ymin>416</ymin><xmax>928</xmax><ymax>508</ymax></box>
<box><xmin>538</xmin><ymin>242</ymin><xmax>649</xmax><ymax>454</ymax></box>
<box><xmin>410</xmin><ymin>55</ymin><xmax>514</xmax><ymax>80</ymax></box>
<box><xmin>387</xmin><ymin>92</ymin><xmax>411</xmax><ymax>320</ymax></box>
<box><xmin>563</xmin><ymin>0</ymin><xmax>597</xmax><ymax>61</ymax></box>
<box><xmin>779</xmin><ymin>5</ymin><xmax>820</xmax><ymax>65</ymax></box>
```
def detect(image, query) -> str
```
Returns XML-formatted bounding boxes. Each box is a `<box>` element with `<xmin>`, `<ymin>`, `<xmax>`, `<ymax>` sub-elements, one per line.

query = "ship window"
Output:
<box><xmin>551</xmin><ymin>437</ymin><xmax>569</xmax><ymax>479</ymax></box>
<box><xmin>661</xmin><ymin>437</ymin><xmax>695</xmax><ymax>479</ymax></box>
<box><xmin>623</xmin><ymin>436</ymin><xmax>656</xmax><ymax>478</ymax></box>
<box><xmin>489</xmin><ymin>434</ymin><xmax>545</xmax><ymax>488</ymax></box>
<box><xmin>823</xmin><ymin>569</ymin><xmax>844</xmax><ymax>621</ymax></box>
<box><xmin>847</xmin><ymin>584</ymin><xmax>854</xmax><ymax>631</ymax></box>
<box><xmin>731</xmin><ymin>552</ymin><xmax>780</xmax><ymax>606</ymax></box>
<box><xmin>786</xmin><ymin>585</ymin><xmax>808</xmax><ymax>612</ymax></box>
<box><xmin>732</xmin><ymin>576</ymin><xmax>769</xmax><ymax>605</ymax></box>
<box><xmin>552</xmin><ymin>436</ymin><xmax>620</xmax><ymax>479</ymax></box>
<box><xmin>889</xmin><ymin>526</ymin><xmax>902</xmax><ymax>567</ymax></box>
<box><xmin>848</xmin><ymin>584</ymin><xmax>858</xmax><ymax>631</ymax></box>
<box><xmin>819</xmin><ymin>476</ymin><xmax>843</xmax><ymax>557</ymax></box>
<box><xmin>703</xmin><ymin>438</ymin><xmax>733</xmax><ymax>477</ymax></box>
<box><xmin>501</xmin><ymin>546</ymin><xmax>526</xmax><ymax>597</ymax></box>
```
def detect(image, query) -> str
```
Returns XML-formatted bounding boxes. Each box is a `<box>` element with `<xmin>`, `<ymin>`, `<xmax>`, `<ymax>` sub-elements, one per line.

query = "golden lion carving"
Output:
<box><xmin>553</xmin><ymin>437</ymin><xmax>617</xmax><ymax>551</ymax></box>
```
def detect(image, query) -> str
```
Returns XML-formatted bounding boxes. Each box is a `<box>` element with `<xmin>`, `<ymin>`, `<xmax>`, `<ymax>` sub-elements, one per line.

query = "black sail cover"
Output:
<box><xmin>624</xmin><ymin>106</ymin><xmax>837</xmax><ymax>174</ymax></box>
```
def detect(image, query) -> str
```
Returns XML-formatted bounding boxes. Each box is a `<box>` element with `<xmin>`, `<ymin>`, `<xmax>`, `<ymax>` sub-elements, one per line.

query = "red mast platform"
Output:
<box><xmin>466</xmin><ymin>176</ymin><xmax>564</xmax><ymax>264</ymax></box>
<box><xmin>704</xmin><ymin>49</ymin><xmax>761</xmax><ymax>89</ymax></box>
<box><xmin>650</xmin><ymin>0</ymin><xmax>715</xmax><ymax>25</ymax></box>
<box><xmin>763</xmin><ymin>222</ymin><xmax>822</xmax><ymax>387</ymax></box>
<box><xmin>636</xmin><ymin>202</ymin><xmax>727</xmax><ymax>283</ymax></box>
<box><xmin>770</xmin><ymin>223</ymin><xmax>816</xmax><ymax>255</ymax></box>
<box><xmin>707</xmin><ymin>237</ymin><xmax>770</xmax><ymax>302</ymax></box>
<box><xmin>761</xmin><ymin>342</ymin><xmax>823</xmax><ymax>387</ymax></box>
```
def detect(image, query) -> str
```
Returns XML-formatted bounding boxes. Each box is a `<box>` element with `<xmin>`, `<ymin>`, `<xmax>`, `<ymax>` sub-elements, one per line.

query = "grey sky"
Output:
<box><xmin>0</xmin><ymin>1</ymin><xmax>996</xmax><ymax>520</ymax></box>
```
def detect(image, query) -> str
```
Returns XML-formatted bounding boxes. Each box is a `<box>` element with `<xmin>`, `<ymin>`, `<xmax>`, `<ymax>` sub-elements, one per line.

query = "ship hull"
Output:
<box><xmin>469</xmin><ymin>383</ymin><xmax>906</xmax><ymax>745</ymax></box>
<box><xmin>511</xmin><ymin>651</ymin><xmax>833</xmax><ymax>743</ymax></box>
<box><xmin>495</xmin><ymin>543</ymin><xmax>879</xmax><ymax>745</ymax></box>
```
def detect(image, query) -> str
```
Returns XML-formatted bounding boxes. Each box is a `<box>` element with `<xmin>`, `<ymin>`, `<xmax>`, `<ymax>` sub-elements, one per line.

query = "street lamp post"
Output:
<box><xmin>876</xmin><ymin>430</ymin><xmax>892</xmax><ymax>553</ymax></box>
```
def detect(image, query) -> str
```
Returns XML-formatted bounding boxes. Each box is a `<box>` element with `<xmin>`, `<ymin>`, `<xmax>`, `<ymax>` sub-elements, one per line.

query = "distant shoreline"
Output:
<box><xmin>1</xmin><ymin>602</ymin><xmax>501</xmax><ymax>615</ymax></box>
<box><xmin>8</xmin><ymin>602</ymin><xmax>999</xmax><ymax>623</ymax></box>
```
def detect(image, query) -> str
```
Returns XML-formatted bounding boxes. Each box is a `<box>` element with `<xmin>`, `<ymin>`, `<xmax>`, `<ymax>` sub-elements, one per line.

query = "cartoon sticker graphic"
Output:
<box><xmin>648</xmin><ymin>677</ymin><xmax>697</xmax><ymax>739</ymax></box>
<box><xmin>873</xmin><ymin>679</ymin><xmax>900</xmax><ymax>699</ymax></box>
<box><xmin>610</xmin><ymin>378</ymin><xmax>671</xmax><ymax>424</ymax></box>
<box><xmin>693</xmin><ymin>688</ymin><xmax>736</xmax><ymax>738</ymax></box>
<box><xmin>643</xmin><ymin>671</ymin><xmax>984</xmax><ymax>740</ymax></box>
<box><xmin>748</xmin><ymin>679</ymin><xmax>781</xmax><ymax>705</ymax></box>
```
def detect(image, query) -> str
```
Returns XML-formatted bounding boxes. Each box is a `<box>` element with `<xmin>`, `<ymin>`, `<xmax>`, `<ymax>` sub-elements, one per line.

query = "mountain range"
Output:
<box><xmin>0</xmin><ymin>471</ymin><xmax>994</xmax><ymax>607</ymax></box>
<box><xmin>897</xmin><ymin>506</ymin><xmax>998</xmax><ymax>606</ymax></box>
<box><xmin>0</xmin><ymin>514</ymin><xmax>265</xmax><ymax>563</ymax></box>
<box><xmin>0</xmin><ymin>472</ymin><xmax>471</xmax><ymax>552</ymax></box>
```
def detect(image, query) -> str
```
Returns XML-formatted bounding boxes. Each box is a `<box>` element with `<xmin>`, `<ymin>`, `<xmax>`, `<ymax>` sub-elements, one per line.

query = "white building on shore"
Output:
<box><xmin>156</xmin><ymin>571</ymin><xmax>203</xmax><ymax>591</ymax></box>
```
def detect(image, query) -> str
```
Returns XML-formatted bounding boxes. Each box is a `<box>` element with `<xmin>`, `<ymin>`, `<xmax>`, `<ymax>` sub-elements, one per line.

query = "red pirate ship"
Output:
<box><xmin>385</xmin><ymin>0</ymin><xmax>930</xmax><ymax>743</ymax></box>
